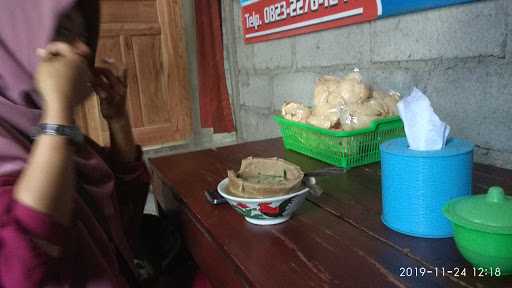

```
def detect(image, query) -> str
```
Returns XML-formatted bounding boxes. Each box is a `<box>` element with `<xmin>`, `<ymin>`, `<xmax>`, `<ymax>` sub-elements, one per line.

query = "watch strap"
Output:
<box><xmin>33</xmin><ymin>123</ymin><xmax>84</xmax><ymax>144</ymax></box>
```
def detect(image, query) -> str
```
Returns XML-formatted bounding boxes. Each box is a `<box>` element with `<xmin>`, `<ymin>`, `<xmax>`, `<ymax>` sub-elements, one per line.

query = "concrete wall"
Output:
<box><xmin>222</xmin><ymin>0</ymin><xmax>512</xmax><ymax>169</ymax></box>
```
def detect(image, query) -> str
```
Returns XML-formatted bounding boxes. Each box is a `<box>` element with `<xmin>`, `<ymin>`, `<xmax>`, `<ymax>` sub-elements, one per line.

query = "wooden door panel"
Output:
<box><xmin>132</xmin><ymin>35</ymin><xmax>170</xmax><ymax>126</ymax></box>
<box><xmin>101</xmin><ymin>23</ymin><xmax>161</xmax><ymax>37</ymax></box>
<box><xmin>100</xmin><ymin>2</ymin><xmax>158</xmax><ymax>23</ymax></box>
<box><xmin>157</xmin><ymin>0</ymin><xmax>193</xmax><ymax>139</ymax></box>
<box><xmin>134</xmin><ymin>125</ymin><xmax>187</xmax><ymax>147</ymax></box>
<box><xmin>122</xmin><ymin>36</ymin><xmax>144</xmax><ymax>129</ymax></box>
<box><xmin>77</xmin><ymin>0</ymin><xmax>193</xmax><ymax>147</ymax></box>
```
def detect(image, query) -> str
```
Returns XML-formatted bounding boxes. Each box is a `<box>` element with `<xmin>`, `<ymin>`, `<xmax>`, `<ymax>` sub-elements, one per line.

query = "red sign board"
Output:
<box><xmin>241</xmin><ymin>0</ymin><xmax>380</xmax><ymax>43</ymax></box>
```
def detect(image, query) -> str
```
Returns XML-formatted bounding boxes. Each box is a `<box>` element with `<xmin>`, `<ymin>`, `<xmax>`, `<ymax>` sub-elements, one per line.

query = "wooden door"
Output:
<box><xmin>75</xmin><ymin>0</ymin><xmax>193</xmax><ymax>147</ymax></box>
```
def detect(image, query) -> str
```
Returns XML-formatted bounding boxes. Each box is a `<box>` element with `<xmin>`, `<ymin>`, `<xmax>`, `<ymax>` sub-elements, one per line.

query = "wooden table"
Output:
<box><xmin>149</xmin><ymin>138</ymin><xmax>512</xmax><ymax>288</ymax></box>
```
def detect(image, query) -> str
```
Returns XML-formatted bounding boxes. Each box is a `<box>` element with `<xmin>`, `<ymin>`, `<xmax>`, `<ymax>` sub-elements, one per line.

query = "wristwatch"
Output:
<box><xmin>33</xmin><ymin>123</ymin><xmax>84</xmax><ymax>144</ymax></box>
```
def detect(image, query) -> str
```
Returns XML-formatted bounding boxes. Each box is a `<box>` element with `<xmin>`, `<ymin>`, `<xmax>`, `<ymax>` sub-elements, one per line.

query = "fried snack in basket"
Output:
<box><xmin>227</xmin><ymin>157</ymin><xmax>304</xmax><ymax>198</ymax></box>
<box><xmin>281</xmin><ymin>101</ymin><xmax>311</xmax><ymax>123</ymax></box>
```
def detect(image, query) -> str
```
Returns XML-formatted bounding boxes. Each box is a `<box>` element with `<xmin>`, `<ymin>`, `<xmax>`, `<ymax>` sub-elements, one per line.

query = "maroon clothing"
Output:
<box><xmin>0</xmin><ymin>139</ymin><xmax>149</xmax><ymax>287</ymax></box>
<box><xmin>0</xmin><ymin>0</ymin><xmax>150</xmax><ymax>286</ymax></box>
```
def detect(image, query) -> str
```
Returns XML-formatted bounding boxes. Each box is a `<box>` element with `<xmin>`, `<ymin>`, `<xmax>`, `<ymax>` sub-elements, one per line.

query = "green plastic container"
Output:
<box><xmin>273</xmin><ymin>115</ymin><xmax>405</xmax><ymax>168</ymax></box>
<box><xmin>443</xmin><ymin>187</ymin><xmax>512</xmax><ymax>275</ymax></box>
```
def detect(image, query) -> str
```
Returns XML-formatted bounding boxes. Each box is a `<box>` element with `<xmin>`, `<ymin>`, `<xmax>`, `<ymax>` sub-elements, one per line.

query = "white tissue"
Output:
<box><xmin>397</xmin><ymin>88</ymin><xmax>450</xmax><ymax>151</ymax></box>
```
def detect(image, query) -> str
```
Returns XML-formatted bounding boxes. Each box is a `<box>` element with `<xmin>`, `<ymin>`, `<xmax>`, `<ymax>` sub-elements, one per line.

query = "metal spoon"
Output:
<box><xmin>303</xmin><ymin>166</ymin><xmax>347</xmax><ymax>196</ymax></box>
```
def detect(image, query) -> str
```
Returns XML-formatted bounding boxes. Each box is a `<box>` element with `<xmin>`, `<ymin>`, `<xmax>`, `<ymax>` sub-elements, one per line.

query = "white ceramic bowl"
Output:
<box><xmin>217</xmin><ymin>178</ymin><xmax>309</xmax><ymax>225</ymax></box>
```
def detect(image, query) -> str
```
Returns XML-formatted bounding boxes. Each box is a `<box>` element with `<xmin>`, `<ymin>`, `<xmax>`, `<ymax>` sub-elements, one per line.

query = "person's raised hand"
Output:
<box><xmin>92</xmin><ymin>60</ymin><xmax>128</xmax><ymax>121</ymax></box>
<box><xmin>35</xmin><ymin>41</ymin><xmax>92</xmax><ymax>124</ymax></box>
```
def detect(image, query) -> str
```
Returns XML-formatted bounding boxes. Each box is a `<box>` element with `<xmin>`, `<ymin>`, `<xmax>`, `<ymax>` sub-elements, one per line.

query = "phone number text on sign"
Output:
<box><xmin>262</xmin><ymin>0</ymin><xmax>340</xmax><ymax>25</ymax></box>
<box><xmin>241</xmin><ymin>0</ymin><xmax>380</xmax><ymax>43</ymax></box>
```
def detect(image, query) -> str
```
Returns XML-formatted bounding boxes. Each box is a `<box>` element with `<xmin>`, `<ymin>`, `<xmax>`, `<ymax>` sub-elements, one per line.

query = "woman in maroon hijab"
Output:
<box><xmin>0</xmin><ymin>0</ymin><xmax>153</xmax><ymax>286</ymax></box>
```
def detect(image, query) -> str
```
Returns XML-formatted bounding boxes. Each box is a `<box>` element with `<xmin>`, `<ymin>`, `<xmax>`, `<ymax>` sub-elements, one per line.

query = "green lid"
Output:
<box><xmin>443</xmin><ymin>186</ymin><xmax>512</xmax><ymax>234</ymax></box>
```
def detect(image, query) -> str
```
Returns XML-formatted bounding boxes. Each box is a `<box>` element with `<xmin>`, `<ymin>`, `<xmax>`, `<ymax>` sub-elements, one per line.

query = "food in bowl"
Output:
<box><xmin>217</xmin><ymin>178</ymin><xmax>308</xmax><ymax>225</ymax></box>
<box><xmin>220</xmin><ymin>157</ymin><xmax>308</xmax><ymax>225</ymax></box>
<box><xmin>227</xmin><ymin>157</ymin><xmax>304</xmax><ymax>198</ymax></box>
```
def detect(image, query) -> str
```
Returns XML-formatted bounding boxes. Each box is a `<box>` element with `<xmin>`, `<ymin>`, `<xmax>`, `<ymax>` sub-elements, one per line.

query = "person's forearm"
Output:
<box><xmin>107</xmin><ymin>113</ymin><xmax>137</xmax><ymax>162</ymax></box>
<box><xmin>13</xmin><ymin>109</ymin><xmax>75</xmax><ymax>225</ymax></box>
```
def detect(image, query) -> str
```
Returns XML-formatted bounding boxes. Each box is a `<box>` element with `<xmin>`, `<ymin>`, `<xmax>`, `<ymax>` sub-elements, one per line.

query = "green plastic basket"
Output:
<box><xmin>273</xmin><ymin>115</ymin><xmax>405</xmax><ymax>168</ymax></box>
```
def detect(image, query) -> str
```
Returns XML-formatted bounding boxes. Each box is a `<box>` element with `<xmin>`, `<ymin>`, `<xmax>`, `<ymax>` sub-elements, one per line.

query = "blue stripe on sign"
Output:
<box><xmin>380</xmin><ymin>0</ymin><xmax>476</xmax><ymax>17</ymax></box>
<box><xmin>240</xmin><ymin>0</ymin><xmax>258</xmax><ymax>6</ymax></box>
